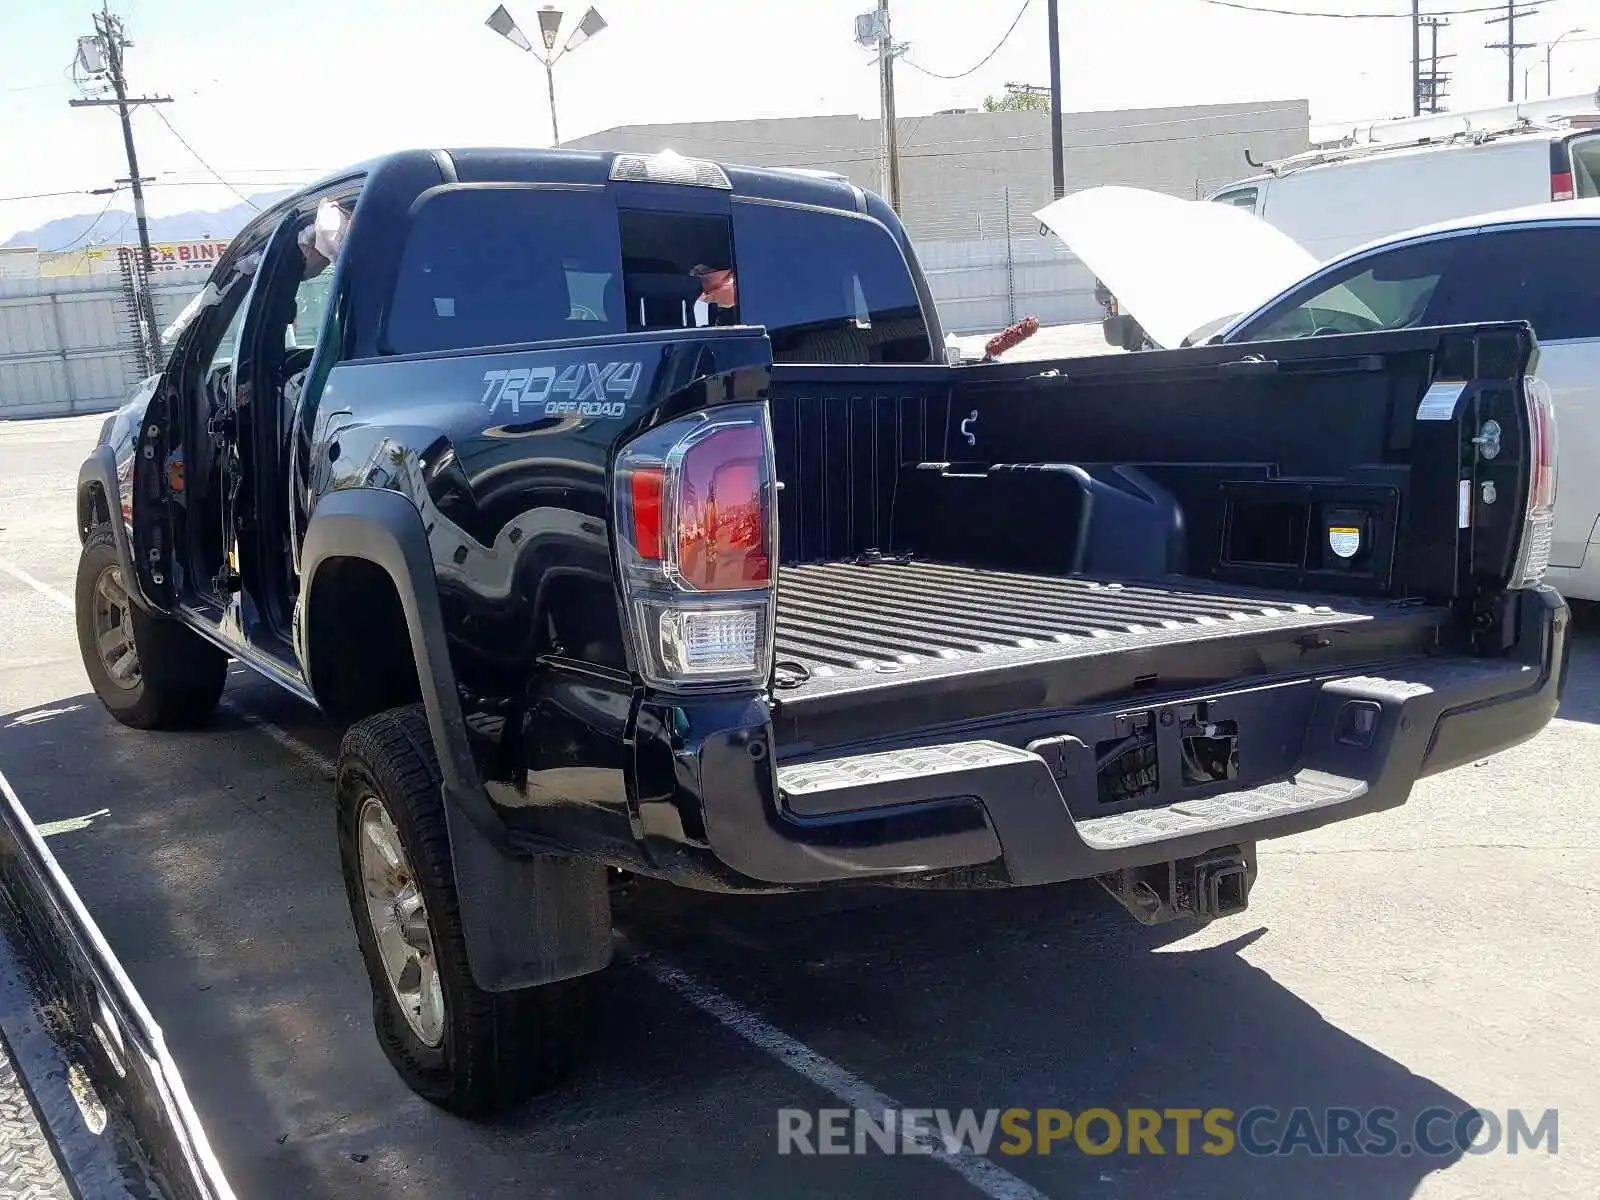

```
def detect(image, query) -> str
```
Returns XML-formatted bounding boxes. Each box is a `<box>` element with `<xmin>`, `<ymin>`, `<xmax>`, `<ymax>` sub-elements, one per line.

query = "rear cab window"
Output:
<box><xmin>385</xmin><ymin>187</ymin><xmax>624</xmax><ymax>355</ymax></box>
<box><xmin>731</xmin><ymin>200</ymin><xmax>931</xmax><ymax>364</ymax></box>
<box><xmin>382</xmin><ymin>183</ymin><xmax>930</xmax><ymax>363</ymax></box>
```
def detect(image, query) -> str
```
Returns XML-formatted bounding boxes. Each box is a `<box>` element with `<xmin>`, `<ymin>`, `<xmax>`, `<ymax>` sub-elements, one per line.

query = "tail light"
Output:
<box><xmin>614</xmin><ymin>403</ymin><xmax>777</xmax><ymax>689</ymax></box>
<box><xmin>1510</xmin><ymin>376</ymin><xmax>1559</xmax><ymax>588</ymax></box>
<box><xmin>1550</xmin><ymin>143</ymin><xmax>1575</xmax><ymax>201</ymax></box>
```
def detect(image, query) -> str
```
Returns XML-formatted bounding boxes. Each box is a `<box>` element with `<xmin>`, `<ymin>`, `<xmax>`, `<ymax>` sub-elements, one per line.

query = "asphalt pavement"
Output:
<box><xmin>0</xmin><ymin>412</ymin><xmax>1595</xmax><ymax>1199</ymax></box>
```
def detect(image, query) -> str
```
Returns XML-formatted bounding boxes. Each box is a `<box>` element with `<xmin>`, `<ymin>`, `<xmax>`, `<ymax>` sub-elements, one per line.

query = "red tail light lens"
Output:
<box><xmin>629</xmin><ymin>468</ymin><xmax>664</xmax><ymax>561</ymax></box>
<box><xmin>613</xmin><ymin>404</ymin><xmax>777</xmax><ymax>689</ymax></box>
<box><xmin>675</xmin><ymin>425</ymin><xmax>771</xmax><ymax>591</ymax></box>
<box><xmin>1552</xmin><ymin>170</ymin><xmax>1575</xmax><ymax>202</ymax></box>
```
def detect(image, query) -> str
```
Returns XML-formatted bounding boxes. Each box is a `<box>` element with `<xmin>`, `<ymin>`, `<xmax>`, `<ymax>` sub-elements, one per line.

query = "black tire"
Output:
<box><xmin>74</xmin><ymin>526</ymin><xmax>228</xmax><ymax>730</ymax></box>
<box><xmin>336</xmin><ymin>704</ymin><xmax>585</xmax><ymax>1117</ymax></box>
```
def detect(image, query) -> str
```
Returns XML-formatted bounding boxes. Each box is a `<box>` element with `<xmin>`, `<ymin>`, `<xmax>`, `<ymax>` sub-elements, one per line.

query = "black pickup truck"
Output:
<box><xmin>76</xmin><ymin>148</ymin><xmax>1567</xmax><ymax>1117</ymax></box>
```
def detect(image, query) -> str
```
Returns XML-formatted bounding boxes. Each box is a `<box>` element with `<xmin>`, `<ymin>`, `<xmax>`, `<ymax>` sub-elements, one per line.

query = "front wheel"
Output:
<box><xmin>74</xmin><ymin>526</ymin><xmax>227</xmax><ymax>729</ymax></box>
<box><xmin>336</xmin><ymin>704</ymin><xmax>586</xmax><ymax>1117</ymax></box>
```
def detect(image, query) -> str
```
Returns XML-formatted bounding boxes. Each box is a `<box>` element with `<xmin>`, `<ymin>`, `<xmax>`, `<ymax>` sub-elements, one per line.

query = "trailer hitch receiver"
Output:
<box><xmin>1097</xmin><ymin>843</ymin><xmax>1256</xmax><ymax>925</ymax></box>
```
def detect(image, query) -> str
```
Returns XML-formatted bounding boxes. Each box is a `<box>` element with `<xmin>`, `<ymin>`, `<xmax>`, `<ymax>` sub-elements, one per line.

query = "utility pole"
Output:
<box><xmin>1485</xmin><ymin>2</ymin><xmax>1540</xmax><ymax>104</ymax></box>
<box><xmin>1412</xmin><ymin>0</ymin><xmax>1422</xmax><ymax>115</ymax></box>
<box><xmin>1419</xmin><ymin>17</ymin><xmax>1454</xmax><ymax>113</ymax></box>
<box><xmin>68</xmin><ymin>3</ymin><xmax>171</xmax><ymax>273</ymax></box>
<box><xmin>1047</xmin><ymin>0</ymin><xmax>1065</xmax><ymax>200</ymax></box>
<box><xmin>876</xmin><ymin>0</ymin><xmax>902</xmax><ymax>212</ymax></box>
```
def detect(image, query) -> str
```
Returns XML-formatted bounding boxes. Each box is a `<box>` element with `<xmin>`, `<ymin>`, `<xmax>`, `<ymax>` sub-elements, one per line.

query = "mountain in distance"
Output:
<box><xmin>2</xmin><ymin>191</ymin><xmax>294</xmax><ymax>251</ymax></box>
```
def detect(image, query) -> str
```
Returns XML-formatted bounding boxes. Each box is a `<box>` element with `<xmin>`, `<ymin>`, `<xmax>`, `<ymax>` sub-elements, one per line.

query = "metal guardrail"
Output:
<box><xmin>0</xmin><ymin>768</ymin><xmax>234</xmax><ymax>1200</ymax></box>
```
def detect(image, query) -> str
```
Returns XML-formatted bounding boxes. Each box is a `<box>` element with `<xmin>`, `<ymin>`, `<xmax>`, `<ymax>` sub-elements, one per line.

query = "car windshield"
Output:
<box><xmin>1235</xmin><ymin>240</ymin><xmax>1455</xmax><ymax>341</ymax></box>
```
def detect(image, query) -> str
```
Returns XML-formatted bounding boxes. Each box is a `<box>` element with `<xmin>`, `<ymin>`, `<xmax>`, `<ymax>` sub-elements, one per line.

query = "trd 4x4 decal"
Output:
<box><xmin>479</xmin><ymin>361</ymin><xmax>643</xmax><ymax>418</ymax></box>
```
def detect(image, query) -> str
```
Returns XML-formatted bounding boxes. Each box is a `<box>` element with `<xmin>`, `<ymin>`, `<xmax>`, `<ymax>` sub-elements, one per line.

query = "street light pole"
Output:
<box><xmin>1547</xmin><ymin>27</ymin><xmax>1587</xmax><ymax>96</ymax></box>
<box><xmin>545</xmin><ymin>58</ymin><xmax>561</xmax><ymax>147</ymax></box>
<box><xmin>485</xmin><ymin>5</ymin><xmax>607</xmax><ymax>148</ymax></box>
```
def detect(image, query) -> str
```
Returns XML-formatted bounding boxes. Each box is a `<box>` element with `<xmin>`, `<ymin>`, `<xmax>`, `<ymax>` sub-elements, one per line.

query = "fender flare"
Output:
<box><xmin>300</xmin><ymin>488</ymin><xmax>610</xmax><ymax>992</ymax></box>
<box><xmin>77</xmin><ymin>446</ymin><xmax>151</xmax><ymax>612</ymax></box>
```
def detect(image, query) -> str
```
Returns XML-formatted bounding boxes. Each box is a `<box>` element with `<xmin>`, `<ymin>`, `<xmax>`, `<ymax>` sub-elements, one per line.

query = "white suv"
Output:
<box><xmin>1215</xmin><ymin>202</ymin><xmax>1600</xmax><ymax>599</ymax></box>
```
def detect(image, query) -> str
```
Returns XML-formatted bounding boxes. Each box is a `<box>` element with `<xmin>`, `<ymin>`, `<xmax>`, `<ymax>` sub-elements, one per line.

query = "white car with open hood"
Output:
<box><xmin>1038</xmin><ymin>188</ymin><xmax>1600</xmax><ymax>599</ymax></box>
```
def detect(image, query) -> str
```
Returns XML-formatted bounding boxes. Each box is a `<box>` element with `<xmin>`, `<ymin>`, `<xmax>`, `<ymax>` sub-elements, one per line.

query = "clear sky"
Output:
<box><xmin>2</xmin><ymin>0</ymin><xmax>1596</xmax><ymax>243</ymax></box>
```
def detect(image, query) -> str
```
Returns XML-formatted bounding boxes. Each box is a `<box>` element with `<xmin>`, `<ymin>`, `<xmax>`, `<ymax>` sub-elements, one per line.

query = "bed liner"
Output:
<box><xmin>772</xmin><ymin>559</ymin><xmax>1449</xmax><ymax>723</ymax></box>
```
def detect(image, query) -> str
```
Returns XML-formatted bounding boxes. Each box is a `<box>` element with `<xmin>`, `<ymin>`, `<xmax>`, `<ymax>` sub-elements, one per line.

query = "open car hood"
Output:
<box><xmin>1036</xmin><ymin>186</ymin><xmax>1318</xmax><ymax>349</ymax></box>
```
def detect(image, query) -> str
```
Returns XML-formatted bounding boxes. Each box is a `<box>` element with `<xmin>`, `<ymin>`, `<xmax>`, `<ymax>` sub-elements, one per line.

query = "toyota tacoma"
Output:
<box><xmin>76</xmin><ymin>149</ymin><xmax>1567</xmax><ymax>1116</ymax></box>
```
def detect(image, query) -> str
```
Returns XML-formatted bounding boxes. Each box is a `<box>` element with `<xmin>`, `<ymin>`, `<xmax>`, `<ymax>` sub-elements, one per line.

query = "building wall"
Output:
<box><xmin>569</xmin><ymin>101</ymin><xmax>1309</xmax><ymax>333</ymax></box>
<box><xmin>0</xmin><ymin>268</ymin><xmax>209</xmax><ymax>419</ymax></box>
<box><xmin>568</xmin><ymin>101</ymin><xmax>1309</xmax><ymax>240</ymax></box>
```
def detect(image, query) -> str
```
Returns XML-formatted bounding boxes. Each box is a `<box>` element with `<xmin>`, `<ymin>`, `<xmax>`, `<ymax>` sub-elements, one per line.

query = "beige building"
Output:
<box><xmin>568</xmin><ymin>100</ymin><xmax>1310</xmax><ymax>242</ymax></box>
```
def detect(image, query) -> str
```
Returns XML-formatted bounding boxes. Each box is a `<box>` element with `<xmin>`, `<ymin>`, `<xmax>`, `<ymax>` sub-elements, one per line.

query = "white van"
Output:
<box><xmin>1211</xmin><ymin>91</ymin><xmax>1600</xmax><ymax>261</ymax></box>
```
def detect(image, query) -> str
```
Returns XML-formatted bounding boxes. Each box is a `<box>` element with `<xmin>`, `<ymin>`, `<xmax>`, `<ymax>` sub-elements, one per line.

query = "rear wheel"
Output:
<box><xmin>74</xmin><ymin>526</ymin><xmax>227</xmax><ymax>729</ymax></box>
<box><xmin>336</xmin><ymin>704</ymin><xmax>586</xmax><ymax>1117</ymax></box>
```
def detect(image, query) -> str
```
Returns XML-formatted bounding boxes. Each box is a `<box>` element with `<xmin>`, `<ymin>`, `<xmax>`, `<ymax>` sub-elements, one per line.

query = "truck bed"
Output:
<box><xmin>772</xmin><ymin>560</ymin><xmax>1450</xmax><ymax>744</ymax></box>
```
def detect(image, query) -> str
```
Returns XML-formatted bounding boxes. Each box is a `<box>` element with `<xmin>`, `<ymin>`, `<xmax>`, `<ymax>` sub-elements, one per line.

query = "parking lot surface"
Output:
<box><xmin>1</xmin><ymin>412</ymin><xmax>1596</xmax><ymax>1199</ymax></box>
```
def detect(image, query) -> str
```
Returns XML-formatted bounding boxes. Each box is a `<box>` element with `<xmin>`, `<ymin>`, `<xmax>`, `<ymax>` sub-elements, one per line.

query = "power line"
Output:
<box><xmin>0</xmin><ymin>80</ymin><xmax>70</xmax><ymax>94</ymax></box>
<box><xmin>778</xmin><ymin>122</ymin><xmax>1308</xmax><ymax>171</ymax></box>
<box><xmin>139</xmin><ymin>179</ymin><xmax>310</xmax><ymax>192</ymax></box>
<box><xmin>1188</xmin><ymin>0</ymin><xmax>1540</xmax><ymax>17</ymax></box>
<box><xmin>147</xmin><ymin>107</ymin><xmax>262</xmax><ymax>211</ymax></box>
<box><xmin>901</xmin><ymin>0</ymin><xmax>1034</xmax><ymax>79</ymax></box>
<box><xmin>0</xmin><ymin>190</ymin><xmax>97</xmax><ymax>204</ymax></box>
<box><xmin>45</xmin><ymin>191</ymin><xmax>120</xmax><ymax>252</ymax></box>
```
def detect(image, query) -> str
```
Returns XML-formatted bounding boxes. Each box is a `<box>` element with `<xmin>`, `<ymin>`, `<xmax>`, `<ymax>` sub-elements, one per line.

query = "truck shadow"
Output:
<box><xmin>595</xmin><ymin>882</ymin><xmax>1476</xmax><ymax>1198</ymax></box>
<box><xmin>0</xmin><ymin>687</ymin><xmax>1478</xmax><ymax>1200</ymax></box>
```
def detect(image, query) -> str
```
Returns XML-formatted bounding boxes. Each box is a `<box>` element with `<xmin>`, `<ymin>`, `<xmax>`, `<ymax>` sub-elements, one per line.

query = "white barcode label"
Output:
<box><xmin>1418</xmin><ymin>381</ymin><xmax>1467</xmax><ymax>422</ymax></box>
<box><xmin>1458</xmin><ymin>479</ymin><xmax>1472</xmax><ymax>529</ymax></box>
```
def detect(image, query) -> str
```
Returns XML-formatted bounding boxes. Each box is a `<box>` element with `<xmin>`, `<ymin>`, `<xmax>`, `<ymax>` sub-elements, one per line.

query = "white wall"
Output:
<box><xmin>916</xmin><ymin>233</ymin><xmax>1099</xmax><ymax>335</ymax></box>
<box><xmin>0</xmin><ymin>268</ymin><xmax>209</xmax><ymax>419</ymax></box>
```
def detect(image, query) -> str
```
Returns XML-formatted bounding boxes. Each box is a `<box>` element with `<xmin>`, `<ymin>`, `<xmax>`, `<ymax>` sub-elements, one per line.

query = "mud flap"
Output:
<box><xmin>302</xmin><ymin>488</ymin><xmax>613</xmax><ymax>992</ymax></box>
<box><xmin>441</xmin><ymin>791</ymin><xmax>613</xmax><ymax>991</ymax></box>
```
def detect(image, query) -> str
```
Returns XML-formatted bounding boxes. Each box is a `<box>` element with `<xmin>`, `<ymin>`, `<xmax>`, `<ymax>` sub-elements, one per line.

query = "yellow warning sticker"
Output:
<box><xmin>1328</xmin><ymin>526</ymin><xmax>1362</xmax><ymax>559</ymax></box>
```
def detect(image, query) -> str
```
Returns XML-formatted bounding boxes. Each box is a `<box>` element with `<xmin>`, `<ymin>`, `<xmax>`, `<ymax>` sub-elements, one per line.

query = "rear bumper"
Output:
<box><xmin>658</xmin><ymin>588</ymin><xmax>1567</xmax><ymax>889</ymax></box>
